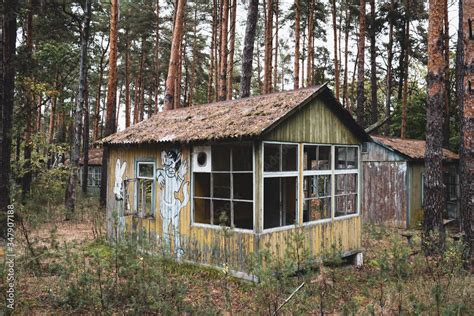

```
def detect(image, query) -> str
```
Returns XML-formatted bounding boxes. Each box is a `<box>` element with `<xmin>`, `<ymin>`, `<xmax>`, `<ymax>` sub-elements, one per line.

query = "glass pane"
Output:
<box><xmin>213</xmin><ymin>199</ymin><xmax>231</xmax><ymax>226</ymax></box>
<box><xmin>137</xmin><ymin>179</ymin><xmax>153</xmax><ymax>217</ymax></box>
<box><xmin>346</xmin><ymin>147</ymin><xmax>358</xmax><ymax>169</ymax></box>
<box><xmin>233</xmin><ymin>201</ymin><xmax>253</xmax><ymax>229</ymax></box>
<box><xmin>264</xmin><ymin>177</ymin><xmax>296</xmax><ymax>229</ymax></box>
<box><xmin>303</xmin><ymin>145</ymin><xmax>317</xmax><ymax>170</ymax></box>
<box><xmin>194</xmin><ymin>173</ymin><xmax>210</xmax><ymax>197</ymax></box>
<box><xmin>282</xmin><ymin>145</ymin><xmax>297</xmax><ymax>171</ymax></box>
<box><xmin>213</xmin><ymin>173</ymin><xmax>230</xmax><ymax>198</ymax></box>
<box><xmin>318</xmin><ymin>146</ymin><xmax>331</xmax><ymax>170</ymax></box>
<box><xmin>346</xmin><ymin>194</ymin><xmax>357</xmax><ymax>215</ymax></box>
<box><xmin>264</xmin><ymin>144</ymin><xmax>281</xmax><ymax>172</ymax></box>
<box><xmin>194</xmin><ymin>198</ymin><xmax>211</xmax><ymax>224</ymax></box>
<box><xmin>335</xmin><ymin>147</ymin><xmax>346</xmax><ymax>169</ymax></box>
<box><xmin>303</xmin><ymin>197</ymin><xmax>331</xmax><ymax>222</ymax></box>
<box><xmin>335</xmin><ymin>174</ymin><xmax>345</xmax><ymax>195</ymax></box>
<box><xmin>138</xmin><ymin>162</ymin><xmax>154</xmax><ymax>178</ymax></box>
<box><xmin>233</xmin><ymin>144</ymin><xmax>253</xmax><ymax>171</ymax></box>
<box><xmin>346</xmin><ymin>174</ymin><xmax>357</xmax><ymax>194</ymax></box>
<box><xmin>233</xmin><ymin>173</ymin><xmax>253</xmax><ymax>200</ymax></box>
<box><xmin>335</xmin><ymin>195</ymin><xmax>347</xmax><ymax>217</ymax></box>
<box><xmin>304</xmin><ymin>175</ymin><xmax>330</xmax><ymax>198</ymax></box>
<box><xmin>212</xmin><ymin>145</ymin><xmax>230</xmax><ymax>171</ymax></box>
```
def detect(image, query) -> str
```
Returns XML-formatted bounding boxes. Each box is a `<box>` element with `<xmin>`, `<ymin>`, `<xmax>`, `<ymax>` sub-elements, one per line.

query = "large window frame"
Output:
<box><xmin>262</xmin><ymin>142</ymin><xmax>360</xmax><ymax>232</ymax></box>
<box><xmin>262</xmin><ymin>141</ymin><xmax>300</xmax><ymax>232</ymax></box>
<box><xmin>191</xmin><ymin>144</ymin><xmax>255</xmax><ymax>232</ymax></box>
<box><xmin>135</xmin><ymin>159</ymin><xmax>156</xmax><ymax>218</ymax></box>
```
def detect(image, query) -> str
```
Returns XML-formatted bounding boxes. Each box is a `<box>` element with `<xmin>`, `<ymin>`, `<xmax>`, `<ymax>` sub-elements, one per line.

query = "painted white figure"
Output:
<box><xmin>113</xmin><ymin>159</ymin><xmax>127</xmax><ymax>235</ymax></box>
<box><xmin>157</xmin><ymin>149</ymin><xmax>189</xmax><ymax>258</ymax></box>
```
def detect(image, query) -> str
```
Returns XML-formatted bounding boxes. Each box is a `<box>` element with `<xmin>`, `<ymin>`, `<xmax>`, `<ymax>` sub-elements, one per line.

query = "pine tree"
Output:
<box><xmin>423</xmin><ymin>0</ymin><xmax>446</xmax><ymax>252</ymax></box>
<box><xmin>240</xmin><ymin>0</ymin><xmax>259</xmax><ymax>98</ymax></box>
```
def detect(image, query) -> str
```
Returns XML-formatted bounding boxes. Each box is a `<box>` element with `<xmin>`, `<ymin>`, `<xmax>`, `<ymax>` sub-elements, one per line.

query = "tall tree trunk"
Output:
<box><xmin>22</xmin><ymin>2</ymin><xmax>34</xmax><ymax>200</ymax></box>
<box><xmin>0</xmin><ymin>0</ymin><xmax>17</xmax><ymax>219</ymax></box>
<box><xmin>133</xmin><ymin>76</ymin><xmax>139</xmax><ymax>124</ymax></box>
<box><xmin>458</xmin><ymin>0</ymin><xmax>473</xmax><ymax>264</ymax></box>
<box><xmin>82</xmin><ymin>78</ymin><xmax>89</xmax><ymax>194</ymax></box>
<box><xmin>218</xmin><ymin>0</ymin><xmax>229</xmax><ymax>100</ymax></box>
<box><xmin>342</xmin><ymin>5</ymin><xmax>350</xmax><ymax>108</ymax></box>
<box><xmin>401</xmin><ymin>0</ymin><xmax>410</xmax><ymax>138</ymax></box>
<box><xmin>175</xmin><ymin>36</ymin><xmax>184</xmax><ymax>108</ymax></box>
<box><xmin>356</xmin><ymin>0</ymin><xmax>366</xmax><ymax>127</ymax></box>
<box><xmin>301</xmin><ymin>27</ymin><xmax>305</xmax><ymax>87</ymax></box>
<box><xmin>384</xmin><ymin>1</ymin><xmax>394</xmax><ymax>135</ymax></box>
<box><xmin>442</xmin><ymin>0</ymin><xmax>450</xmax><ymax>147</ymax></box>
<box><xmin>154</xmin><ymin>0</ymin><xmax>160</xmax><ymax>112</ymax></box>
<box><xmin>294</xmin><ymin>0</ymin><xmax>300</xmax><ymax>89</ymax></box>
<box><xmin>65</xmin><ymin>0</ymin><xmax>91</xmax><ymax>216</ymax></box>
<box><xmin>93</xmin><ymin>36</ymin><xmax>109</xmax><ymax>141</ymax></box>
<box><xmin>100</xmin><ymin>0</ymin><xmax>119</xmax><ymax>206</ymax></box>
<box><xmin>273</xmin><ymin>0</ymin><xmax>279</xmax><ymax>90</ymax></box>
<box><xmin>48</xmin><ymin>78</ymin><xmax>58</xmax><ymax>143</ymax></box>
<box><xmin>189</xmin><ymin>5</ymin><xmax>198</xmax><ymax>105</ymax></box>
<box><xmin>307</xmin><ymin>0</ymin><xmax>314</xmax><ymax>86</ymax></box>
<box><xmin>240</xmin><ymin>0</ymin><xmax>259</xmax><ymax>98</ymax></box>
<box><xmin>208</xmin><ymin>0</ymin><xmax>217</xmax><ymax>102</ymax></box>
<box><xmin>125</xmin><ymin>26</ymin><xmax>131</xmax><ymax>127</ymax></box>
<box><xmin>263</xmin><ymin>0</ymin><xmax>273</xmax><ymax>94</ymax></box>
<box><xmin>164</xmin><ymin>0</ymin><xmax>186</xmax><ymax>110</ymax></box>
<box><xmin>331</xmin><ymin>0</ymin><xmax>340</xmax><ymax>98</ymax></box>
<box><xmin>423</xmin><ymin>0</ymin><xmax>446</xmax><ymax>252</ymax></box>
<box><xmin>138</xmin><ymin>36</ymin><xmax>146</xmax><ymax>120</ymax></box>
<box><xmin>227</xmin><ymin>0</ymin><xmax>237</xmax><ymax>99</ymax></box>
<box><xmin>369</xmin><ymin>0</ymin><xmax>377</xmax><ymax>125</ymax></box>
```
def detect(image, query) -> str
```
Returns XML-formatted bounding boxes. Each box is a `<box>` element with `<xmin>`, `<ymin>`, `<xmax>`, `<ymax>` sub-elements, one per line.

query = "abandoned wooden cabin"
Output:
<box><xmin>101</xmin><ymin>85</ymin><xmax>369</xmax><ymax>273</ymax></box>
<box><xmin>361</xmin><ymin>136</ymin><xmax>459</xmax><ymax>229</ymax></box>
<box><xmin>79</xmin><ymin>147</ymin><xmax>103</xmax><ymax>194</ymax></box>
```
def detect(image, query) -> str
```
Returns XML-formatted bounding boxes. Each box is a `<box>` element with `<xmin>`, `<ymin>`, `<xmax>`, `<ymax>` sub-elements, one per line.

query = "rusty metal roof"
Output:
<box><xmin>101</xmin><ymin>85</ymin><xmax>368</xmax><ymax>145</ymax></box>
<box><xmin>372</xmin><ymin>136</ymin><xmax>459</xmax><ymax>161</ymax></box>
<box><xmin>79</xmin><ymin>147</ymin><xmax>103</xmax><ymax>166</ymax></box>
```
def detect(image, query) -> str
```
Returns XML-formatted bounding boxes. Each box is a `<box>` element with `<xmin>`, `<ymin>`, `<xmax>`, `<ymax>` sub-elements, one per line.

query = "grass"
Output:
<box><xmin>2</xmin><ymin>199</ymin><xmax>473</xmax><ymax>314</ymax></box>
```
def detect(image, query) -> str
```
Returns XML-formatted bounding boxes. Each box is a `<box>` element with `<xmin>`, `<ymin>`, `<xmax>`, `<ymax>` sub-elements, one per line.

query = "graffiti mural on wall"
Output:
<box><xmin>157</xmin><ymin>148</ymin><xmax>189</xmax><ymax>258</ymax></box>
<box><xmin>114</xmin><ymin>159</ymin><xmax>127</xmax><ymax>234</ymax></box>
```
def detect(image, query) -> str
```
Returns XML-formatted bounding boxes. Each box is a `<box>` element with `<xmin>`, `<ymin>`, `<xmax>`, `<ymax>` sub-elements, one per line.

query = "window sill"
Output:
<box><xmin>190</xmin><ymin>223</ymin><xmax>255</xmax><ymax>234</ymax></box>
<box><xmin>333</xmin><ymin>213</ymin><xmax>359</xmax><ymax>221</ymax></box>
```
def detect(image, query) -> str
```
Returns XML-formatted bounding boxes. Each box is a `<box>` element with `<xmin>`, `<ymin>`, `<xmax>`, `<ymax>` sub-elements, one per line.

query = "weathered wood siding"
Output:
<box><xmin>257</xmin><ymin>217</ymin><xmax>361</xmax><ymax>259</ymax></box>
<box><xmin>264</xmin><ymin>98</ymin><xmax>360</xmax><ymax>144</ymax></box>
<box><xmin>361</xmin><ymin>161</ymin><xmax>408</xmax><ymax>228</ymax></box>
<box><xmin>106</xmin><ymin>145</ymin><xmax>256</xmax><ymax>272</ymax></box>
<box><xmin>361</xmin><ymin>141</ymin><xmax>405</xmax><ymax>162</ymax></box>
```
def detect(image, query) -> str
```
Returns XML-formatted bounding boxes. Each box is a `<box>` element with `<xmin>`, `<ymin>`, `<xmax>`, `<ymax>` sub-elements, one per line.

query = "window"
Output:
<box><xmin>87</xmin><ymin>166</ymin><xmax>102</xmax><ymax>187</ymax></box>
<box><xmin>444</xmin><ymin>171</ymin><xmax>458</xmax><ymax>202</ymax></box>
<box><xmin>136</xmin><ymin>161</ymin><xmax>155</xmax><ymax>218</ymax></box>
<box><xmin>304</xmin><ymin>145</ymin><xmax>331</xmax><ymax>170</ymax></box>
<box><xmin>336</xmin><ymin>146</ymin><xmax>358</xmax><ymax>169</ymax></box>
<box><xmin>263</xmin><ymin>143</ymin><xmax>298</xmax><ymax>229</ymax></box>
<box><xmin>303</xmin><ymin>175</ymin><xmax>331</xmax><ymax>222</ymax></box>
<box><xmin>193</xmin><ymin>144</ymin><xmax>253</xmax><ymax>229</ymax></box>
<box><xmin>335</xmin><ymin>173</ymin><xmax>358</xmax><ymax>217</ymax></box>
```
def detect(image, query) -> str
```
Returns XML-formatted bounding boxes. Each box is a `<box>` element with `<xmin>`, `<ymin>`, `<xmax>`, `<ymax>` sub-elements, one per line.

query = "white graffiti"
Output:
<box><xmin>157</xmin><ymin>149</ymin><xmax>189</xmax><ymax>258</ymax></box>
<box><xmin>114</xmin><ymin>159</ymin><xmax>127</xmax><ymax>200</ymax></box>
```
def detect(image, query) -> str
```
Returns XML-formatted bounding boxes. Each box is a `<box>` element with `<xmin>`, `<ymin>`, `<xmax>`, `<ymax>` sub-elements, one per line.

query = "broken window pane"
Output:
<box><xmin>346</xmin><ymin>147</ymin><xmax>358</xmax><ymax>169</ymax></box>
<box><xmin>194</xmin><ymin>173</ymin><xmax>210</xmax><ymax>197</ymax></box>
<box><xmin>318</xmin><ymin>146</ymin><xmax>331</xmax><ymax>170</ymax></box>
<box><xmin>233</xmin><ymin>201</ymin><xmax>253</xmax><ymax>229</ymax></box>
<box><xmin>194</xmin><ymin>198</ymin><xmax>211</xmax><ymax>224</ymax></box>
<box><xmin>233</xmin><ymin>144</ymin><xmax>253</xmax><ymax>171</ymax></box>
<box><xmin>335</xmin><ymin>146</ymin><xmax>358</xmax><ymax>169</ymax></box>
<box><xmin>282</xmin><ymin>144</ymin><xmax>297</xmax><ymax>171</ymax></box>
<box><xmin>264</xmin><ymin>143</ymin><xmax>281</xmax><ymax>172</ymax></box>
<box><xmin>212</xmin><ymin>145</ymin><xmax>230</xmax><ymax>171</ymax></box>
<box><xmin>233</xmin><ymin>173</ymin><xmax>253</xmax><ymax>200</ymax></box>
<box><xmin>213</xmin><ymin>173</ymin><xmax>230</xmax><ymax>198</ymax></box>
<box><xmin>335</xmin><ymin>147</ymin><xmax>346</xmax><ymax>169</ymax></box>
<box><xmin>213</xmin><ymin>199</ymin><xmax>231</xmax><ymax>226</ymax></box>
<box><xmin>264</xmin><ymin>177</ymin><xmax>297</xmax><ymax>229</ymax></box>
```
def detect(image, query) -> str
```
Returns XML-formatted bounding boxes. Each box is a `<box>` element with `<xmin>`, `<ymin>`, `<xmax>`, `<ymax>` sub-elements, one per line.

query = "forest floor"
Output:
<box><xmin>3</xmin><ymin>206</ymin><xmax>474</xmax><ymax>315</ymax></box>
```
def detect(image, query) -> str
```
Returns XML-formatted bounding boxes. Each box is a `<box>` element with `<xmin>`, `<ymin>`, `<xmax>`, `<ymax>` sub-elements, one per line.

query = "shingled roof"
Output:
<box><xmin>372</xmin><ymin>136</ymin><xmax>459</xmax><ymax>161</ymax></box>
<box><xmin>101</xmin><ymin>84</ymin><xmax>368</xmax><ymax>145</ymax></box>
